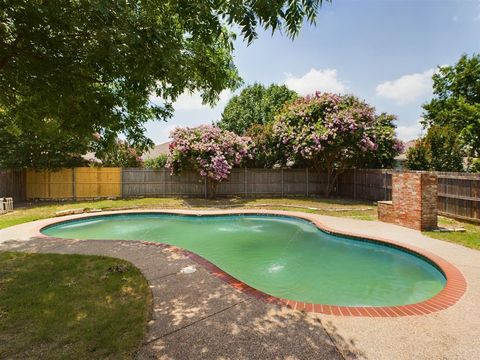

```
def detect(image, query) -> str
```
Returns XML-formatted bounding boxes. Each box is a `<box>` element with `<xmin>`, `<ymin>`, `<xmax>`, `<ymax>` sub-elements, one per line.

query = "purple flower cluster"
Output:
<box><xmin>272</xmin><ymin>91</ymin><xmax>379</xmax><ymax>164</ymax></box>
<box><xmin>167</xmin><ymin>125</ymin><xmax>252</xmax><ymax>182</ymax></box>
<box><xmin>393</xmin><ymin>139</ymin><xmax>405</xmax><ymax>153</ymax></box>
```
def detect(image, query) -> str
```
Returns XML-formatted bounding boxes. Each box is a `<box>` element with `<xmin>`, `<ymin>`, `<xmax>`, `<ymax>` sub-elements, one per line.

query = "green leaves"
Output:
<box><xmin>405</xmin><ymin>126</ymin><xmax>464</xmax><ymax>172</ymax></box>
<box><xmin>0</xmin><ymin>0</ymin><xmax>325</xmax><ymax>169</ymax></box>
<box><xmin>218</xmin><ymin>83</ymin><xmax>298</xmax><ymax>135</ymax></box>
<box><xmin>422</xmin><ymin>54</ymin><xmax>480</xmax><ymax>159</ymax></box>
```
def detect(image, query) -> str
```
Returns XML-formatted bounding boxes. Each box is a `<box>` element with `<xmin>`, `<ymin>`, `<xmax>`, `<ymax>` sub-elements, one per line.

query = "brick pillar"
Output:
<box><xmin>420</xmin><ymin>173</ymin><xmax>438</xmax><ymax>230</ymax></box>
<box><xmin>379</xmin><ymin>172</ymin><xmax>437</xmax><ymax>231</ymax></box>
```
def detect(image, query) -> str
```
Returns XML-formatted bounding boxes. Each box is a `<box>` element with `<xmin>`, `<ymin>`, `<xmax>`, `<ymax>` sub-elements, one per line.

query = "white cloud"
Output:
<box><xmin>396</xmin><ymin>120</ymin><xmax>424</xmax><ymax>141</ymax></box>
<box><xmin>375</xmin><ymin>69</ymin><xmax>435</xmax><ymax>104</ymax></box>
<box><xmin>452</xmin><ymin>15</ymin><xmax>458</xmax><ymax>22</ymax></box>
<box><xmin>159</xmin><ymin>123</ymin><xmax>178</xmax><ymax>141</ymax></box>
<box><xmin>150</xmin><ymin>89</ymin><xmax>232</xmax><ymax>111</ymax></box>
<box><xmin>284</xmin><ymin>68</ymin><xmax>348</xmax><ymax>95</ymax></box>
<box><xmin>173</xmin><ymin>90</ymin><xmax>232</xmax><ymax>111</ymax></box>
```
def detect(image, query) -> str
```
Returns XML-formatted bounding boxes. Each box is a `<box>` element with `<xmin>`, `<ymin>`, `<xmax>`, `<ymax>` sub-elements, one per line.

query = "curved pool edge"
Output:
<box><xmin>34</xmin><ymin>209</ymin><xmax>467</xmax><ymax>317</ymax></box>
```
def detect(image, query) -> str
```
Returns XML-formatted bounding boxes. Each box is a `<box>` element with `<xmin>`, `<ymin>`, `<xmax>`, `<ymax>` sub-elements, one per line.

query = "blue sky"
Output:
<box><xmin>145</xmin><ymin>0</ymin><xmax>480</xmax><ymax>144</ymax></box>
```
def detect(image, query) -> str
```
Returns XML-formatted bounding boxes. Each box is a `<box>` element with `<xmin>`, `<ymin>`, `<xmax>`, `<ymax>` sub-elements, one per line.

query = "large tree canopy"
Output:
<box><xmin>0</xmin><ymin>0</ymin><xmax>327</xmax><ymax>169</ymax></box>
<box><xmin>422</xmin><ymin>54</ymin><xmax>480</xmax><ymax>158</ymax></box>
<box><xmin>217</xmin><ymin>83</ymin><xmax>298</xmax><ymax>134</ymax></box>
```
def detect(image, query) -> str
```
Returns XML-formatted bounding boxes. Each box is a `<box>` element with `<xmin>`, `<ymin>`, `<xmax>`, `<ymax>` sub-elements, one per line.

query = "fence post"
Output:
<box><xmin>72</xmin><ymin>168</ymin><xmax>76</xmax><ymax>200</ymax></box>
<box><xmin>163</xmin><ymin>169</ymin><xmax>166</xmax><ymax>198</ymax></box>
<box><xmin>353</xmin><ymin>168</ymin><xmax>356</xmax><ymax>200</ymax></box>
<box><xmin>244</xmin><ymin>167</ymin><xmax>248</xmax><ymax>198</ymax></box>
<box><xmin>204</xmin><ymin>177</ymin><xmax>207</xmax><ymax>199</ymax></box>
<box><xmin>306</xmin><ymin>168</ymin><xmax>309</xmax><ymax>197</ymax></box>
<box><xmin>120</xmin><ymin>168</ymin><xmax>124</xmax><ymax>199</ymax></box>
<box><xmin>384</xmin><ymin>171</ymin><xmax>387</xmax><ymax>200</ymax></box>
<box><xmin>281</xmin><ymin>168</ymin><xmax>284</xmax><ymax>197</ymax></box>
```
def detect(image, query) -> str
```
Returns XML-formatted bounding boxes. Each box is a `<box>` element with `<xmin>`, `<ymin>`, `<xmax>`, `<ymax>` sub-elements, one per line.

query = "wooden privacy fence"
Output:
<box><xmin>337</xmin><ymin>169</ymin><xmax>392</xmax><ymax>201</ymax></box>
<box><xmin>26</xmin><ymin>168</ymin><xmax>121</xmax><ymax>200</ymax></box>
<box><xmin>2</xmin><ymin>167</ymin><xmax>480</xmax><ymax>223</ymax></box>
<box><xmin>121</xmin><ymin>168</ymin><xmax>330</xmax><ymax>198</ymax></box>
<box><xmin>0</xmin><ymin>169</ymin><xmax>26</xmax><ymax>202</ymax></box>
<box><xmin>436</xmin><ymin>172</ymin><xmax>480</xmax><ymax>222</ymax></box>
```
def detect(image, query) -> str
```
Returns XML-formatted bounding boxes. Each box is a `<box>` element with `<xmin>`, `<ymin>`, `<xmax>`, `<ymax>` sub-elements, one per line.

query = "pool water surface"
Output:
<box><xmin>42</xmin><ymin>213</ymin><xmax>446</xmax><ymax>307</ymax></box>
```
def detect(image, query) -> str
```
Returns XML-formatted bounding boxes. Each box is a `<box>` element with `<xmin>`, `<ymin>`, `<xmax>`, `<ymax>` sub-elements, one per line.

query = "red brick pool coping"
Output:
<box><xmin>34</xmin><ymin>209</ymin><xmax>467</xmax><ymax>317</ymax></box>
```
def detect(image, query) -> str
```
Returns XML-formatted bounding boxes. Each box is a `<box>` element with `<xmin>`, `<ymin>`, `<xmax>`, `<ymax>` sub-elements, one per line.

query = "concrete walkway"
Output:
<box><xmin>1</xmin><ymin>210</ymin><xmax>479</xmax><ymax>359</ymax></box>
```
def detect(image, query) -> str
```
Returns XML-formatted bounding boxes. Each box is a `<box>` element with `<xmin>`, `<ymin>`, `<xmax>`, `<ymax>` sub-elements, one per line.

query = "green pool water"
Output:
<box><xmin>42</xmin><ymin>213</ymin><xmax>446</xmax><ymax>306</ymax></box>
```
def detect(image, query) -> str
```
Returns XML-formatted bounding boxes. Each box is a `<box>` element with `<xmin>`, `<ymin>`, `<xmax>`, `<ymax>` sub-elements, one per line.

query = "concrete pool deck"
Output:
<box><xmin>0</xmin><ymin>209</ymin><xmax>479</xmax><ymax>359</ymax></box>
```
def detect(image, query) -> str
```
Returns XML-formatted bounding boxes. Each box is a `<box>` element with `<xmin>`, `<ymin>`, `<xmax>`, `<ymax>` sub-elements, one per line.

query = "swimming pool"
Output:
<box><xmin>41</xmin><ymin>213</ymin><xmax>447</xmax><ymax>307</ymax></box>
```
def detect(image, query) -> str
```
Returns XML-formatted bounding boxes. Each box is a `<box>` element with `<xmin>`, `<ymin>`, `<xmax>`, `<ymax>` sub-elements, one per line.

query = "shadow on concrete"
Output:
<box><xmin>0</xmin><ymin>238</ymin><xmax>364</xmax><ymax>360</ymax></box>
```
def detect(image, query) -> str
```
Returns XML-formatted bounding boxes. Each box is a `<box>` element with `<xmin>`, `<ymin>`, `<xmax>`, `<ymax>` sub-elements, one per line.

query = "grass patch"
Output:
<box><xmin>425</xmin><ymin>216</ymin><xmax>480</xmax><ymax>250</ymax></box>
<box><xmin>0</xmin><ymin>252</ymin><xmax>152</xmax><ymax>359</ymax></box>
<box><xmin>0</xmin><ymin>198</ymin><xmax>183</xmax><ymax>230</ymax></box>
<box><xmin>0</xmin><ymin>197</ymin><xmax>376</xmax><ymax>230</ymax></box>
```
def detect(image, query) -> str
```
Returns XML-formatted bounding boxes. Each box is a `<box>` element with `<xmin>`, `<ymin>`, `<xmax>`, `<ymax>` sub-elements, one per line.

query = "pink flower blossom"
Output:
<box><xmin>166</xmin><ymin>125</ymin><xmax>253</xmax><ymax>183</ymax></box>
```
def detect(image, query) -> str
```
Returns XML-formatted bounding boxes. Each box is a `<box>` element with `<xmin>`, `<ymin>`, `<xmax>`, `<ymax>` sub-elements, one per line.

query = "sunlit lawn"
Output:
<box><xmin>426</xmin><ymin>216</ymin><xmax>480</xmax><ymax>250</ymax></box>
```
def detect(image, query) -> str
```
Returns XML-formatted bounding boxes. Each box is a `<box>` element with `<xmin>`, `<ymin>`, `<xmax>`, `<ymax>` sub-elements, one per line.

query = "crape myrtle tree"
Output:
<box><xmin>272</xmin><ymin>92</ymin><xmax>402</xmax><ymax>196</ymax></box>
<box><xmin>166</xmin><ymin>125</ymin><xmax>253</xmax><ymax>198</ymax></box>
<box><xmin>358</xmin><ymin>113</ymin><xmax>404</xmax><ymax>169</ymax></box>
<box><xmin>0</xmin><ymin>0</ymin><xmax>328</xmax><ymax>169</ymax></box>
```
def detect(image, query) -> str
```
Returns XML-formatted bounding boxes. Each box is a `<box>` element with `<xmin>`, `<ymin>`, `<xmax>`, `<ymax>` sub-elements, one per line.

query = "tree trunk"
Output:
<box><xmin>323</xmin><ymin>169</ymin><xmax>337</xmax><ymax>198</ymax></box>
<box><xmin>207</xmin><ymin>179</ymin><xmax>218</xmax><ymax>199</ymax></box>
<box><xmin>320</xmin><ymin>168</ymin><xmax>340</xmax><ymax>198</ymax></box>
<box><xmin>315</xmin><ymin>160</ymin><xmax>334</xmax><ymax>198</ymax></box>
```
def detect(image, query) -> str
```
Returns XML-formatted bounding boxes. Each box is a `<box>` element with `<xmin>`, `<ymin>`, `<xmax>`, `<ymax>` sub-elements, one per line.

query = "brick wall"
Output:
<box><xmin>378</xmin><ymin>172</ymin><xmax>437</xmax><ymax>231</ymax></box>
<box><xmin>378</xmin><ymin>201</ymin><xmax>395</xmax><ymax>223</ymax></box>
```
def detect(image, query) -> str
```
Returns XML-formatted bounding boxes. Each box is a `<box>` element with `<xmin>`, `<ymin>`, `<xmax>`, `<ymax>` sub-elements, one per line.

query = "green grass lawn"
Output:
<box><xmin>0</xmin><ymin>197</ymin><xmax>478</xmax><ymax>250</ymax></box>
<box><xmin>426</xmin><ymin>216</ymin><xmax>480</xmax><ymax>250</ymax></box>
<box><xmin>0</xmin><ymin>252</ymin><xmax>151</xmax><ymax>359</ymax></box>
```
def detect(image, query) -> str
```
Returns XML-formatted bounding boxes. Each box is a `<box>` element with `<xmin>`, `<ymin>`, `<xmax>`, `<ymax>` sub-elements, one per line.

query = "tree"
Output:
<box><xmin>426</xmin><ymin>126</ymin><xmax>464</xmax><ymax>171</ymax></box>
<box><xmin>94</xmin><ymin>139</ymin><xmax>142</xmax><ymax>168</ymax></box>
<box><xmin>469</xmin><ymin>159</ymin><xmax>480</xmax><ymax>173</ymax></box>
<box><xmin>405</xmin><ymin>141</ymin><xmax>431</xmax><ymax>171</ymax></box>
<box><xmin>422</xmin><ymin>54</ymin><xmax>480</xmax><ymax>158</ymax></box>
<box><xmin>357</xmin><ymin>113</ymin><xmax>404</xmax><ymax>169</ymax></box>
<box><xmin>167</xmin><ymin>125</ymin><xmax>252</xmax><ymax>198</ymax></box>
<box><xmin>0</xmin><ymin>117</ymin><xmax>89</xmax><ymax>169</ymax></box>
<box><xmin>405</xmin><ymin>126</ymin><xmax>464</xmax><ymax>171</ymax></box>
<box><xmin>1</xmin><ymin>1</ymin><xmax>326</xmax><ymax>159</ymax></box>
<box><xmin>272</xmin><ymin>92</ymin><xmax>399</xmax><ymax>196</ymax></box>
<box><xmin>218</xmin><ymin>83</ymin><xmax>297</xmax><ymax>134</ymax></box>
<box><xmin>244</xmin><ymin>123</ymin><xmax>280</xmax><ymax>168</ymax></box>
<box><xmin>144</xmin><ymin>154</ymin><xmax>168</xmax><ymax>169</ymax></box>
